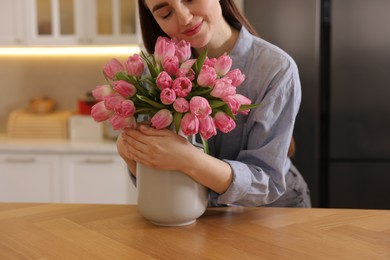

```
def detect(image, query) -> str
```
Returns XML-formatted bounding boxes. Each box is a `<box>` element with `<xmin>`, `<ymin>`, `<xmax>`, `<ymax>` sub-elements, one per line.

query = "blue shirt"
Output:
<box><xmin>208</xmin><ymin>27</ymin><xmax>302</xmax><ymax>206</ymax></box>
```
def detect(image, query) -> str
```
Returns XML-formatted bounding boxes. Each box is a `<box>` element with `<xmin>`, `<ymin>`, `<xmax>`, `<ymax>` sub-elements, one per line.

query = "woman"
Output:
<box><xmin>117</xmin><ymin>0</ymin><xmax>311</xmax><ymax>207</ymax></box>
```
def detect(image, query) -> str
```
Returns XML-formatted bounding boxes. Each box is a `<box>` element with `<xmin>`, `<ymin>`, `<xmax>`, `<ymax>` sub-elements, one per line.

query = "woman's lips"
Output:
<box><xmin>183</xmin><ymin>21</ymin><xmax>203</xmax><ymax>37</ymax></box>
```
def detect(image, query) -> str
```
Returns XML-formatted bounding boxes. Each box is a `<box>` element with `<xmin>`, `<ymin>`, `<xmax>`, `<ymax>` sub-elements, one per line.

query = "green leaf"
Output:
<box><xmin>141</xmin><ymin>78</ymin><xmax>161</xmax><ymax>96</ymax></box>
<box><xmin>131</xmin><ymin>81</ymin><xmax>148</xmax><ymax>97</ymax></box>
<box><xmin>193</xmin><ymin>48</ymin><xmax>208</xmax><ymax>75</ymax></box>
<box><xmin>173</xmin><ymin>112</ymin><xmax>183</xmax><ymax>134</ymax></box>
<box><xmin>238</xmin><ymin>103</ymin><xmax>262</xmax><ymax>111</ymax></box>
<box><xmin>190</xmin><ymin>87</ymin><xmax>212</xmax><ymax>97</ymax></box>
<box><xmin>208</xmin><ymin>100</ymin><xmax>226</xmax><ymax>109</ymax></box>
<box><xmin>222</xmin><ymin>105</ymin><xmax>236</xmax><ymax>120</ymax></box>
<box><xmin>148</xmin><ymin>87</ymin><xmax>160</xmax><ymax>99</ymax></box>
<box><xmin>142</xmin><ymin>78</ymin><xmax>156</xmax><ymax>88</ymax></box>
<box><xmin>141</xmin><ymin>51</ymin><xmax>158</xmax><ymax>78</ymax></box>
<box><xmin>136</xmin><ymin>95</ymin><xmax>167</xmax><ymax>109</ymax></box>
<box><xmin>114</xmin><ymin>71</ymin><xmax>131</xmax><ymax>81</ymax></box>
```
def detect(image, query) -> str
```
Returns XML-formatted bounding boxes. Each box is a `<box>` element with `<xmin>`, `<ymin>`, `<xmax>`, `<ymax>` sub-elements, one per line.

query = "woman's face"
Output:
<box><xmin>144</xmin><ymin>0</ymin><xmax>226</xmax><ymax>50</ymax></box>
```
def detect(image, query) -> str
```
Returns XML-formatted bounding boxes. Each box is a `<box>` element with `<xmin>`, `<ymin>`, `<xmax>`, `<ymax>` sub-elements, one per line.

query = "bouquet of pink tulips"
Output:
<box><xmin>91</xmin><ymin>36</ymin><xmax>257</xmax><ymax>143</ymax></box>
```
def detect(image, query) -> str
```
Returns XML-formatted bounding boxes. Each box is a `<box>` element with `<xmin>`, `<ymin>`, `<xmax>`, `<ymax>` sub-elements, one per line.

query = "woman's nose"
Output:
<box><xmin>176</xmin><ymin>6</ymin><xmax>193</xmax><ymax>25</ymax></box>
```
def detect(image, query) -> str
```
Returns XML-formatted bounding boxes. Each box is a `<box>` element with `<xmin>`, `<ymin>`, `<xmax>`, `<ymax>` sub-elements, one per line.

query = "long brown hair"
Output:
<box><xmin>138</xmin><ymin>0</ymin><xmax>258</xmax><ymax>54</ymax></box>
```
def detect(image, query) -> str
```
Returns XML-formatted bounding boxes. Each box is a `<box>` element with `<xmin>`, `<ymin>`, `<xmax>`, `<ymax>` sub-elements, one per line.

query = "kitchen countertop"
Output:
<box><xmin>0</xmin><ymin>203</ymin><xmax>389</xmax><ymax>259</ymax></box>
<box><xmin>0</xmin><ymin>133</ymin><xmax>118</xmax><ymax>154</ymax></box>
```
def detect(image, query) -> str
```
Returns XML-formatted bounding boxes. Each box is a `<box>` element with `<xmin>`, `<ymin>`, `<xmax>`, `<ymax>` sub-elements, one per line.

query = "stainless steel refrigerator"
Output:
<box><xmin>244</xmin><ymin>0</ymin><xmax>390</xmax><ymax>208</ymax></box>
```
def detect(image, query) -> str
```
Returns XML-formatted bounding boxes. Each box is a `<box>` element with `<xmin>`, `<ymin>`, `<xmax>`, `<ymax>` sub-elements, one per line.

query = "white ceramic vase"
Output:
<box><xmin>136</xmin><ymin>163</ymin><xmax>208</xmax><ymax>226</ymax></box>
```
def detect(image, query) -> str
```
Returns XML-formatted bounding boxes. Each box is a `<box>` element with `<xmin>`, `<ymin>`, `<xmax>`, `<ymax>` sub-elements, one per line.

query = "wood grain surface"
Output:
<box><xmin>0</xmin><ymin>203</ymin><xmax>389</xmax><ymax>259</ymax></box>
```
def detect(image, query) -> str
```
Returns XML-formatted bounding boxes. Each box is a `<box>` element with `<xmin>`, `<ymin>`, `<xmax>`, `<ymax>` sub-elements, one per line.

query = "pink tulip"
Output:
<box><xmin>225</xmin><ymin>69</ymin><xmax>245</xmax><ymax>87</ymax></box>
<box><xmin>222</xmin><ymin>95</ymin><xmax>241</xmax><ymax>115</ymax></box>
<box><xmin>177</xmin><ymin>59</ymin><xmax>196</xmax><ymax>80</ymax></box>
<box><xmin>109</xmin><ymin>114</ymin><xmax>137</xmax><ymax>130</ymax></box>
<box><xmin>180</xmin><ymin>59</ymin><xmax>196</xmax><ymax>70</ymax></box>
<box><xmin>160</xmin><ymin>88</ymin><xmax>176</xmax><ymax>105</ymax></box>
<box><xmin>176</xmin><ymin>67</ymin><xmax>195</xmax><ymax>81</ymax></box>
<box><xmin>180</xmin><ymin>113</ymin><xmax>199</xmax><ymax>136</ymax></box>
<box><xmin>199</xmin><ymin>116</ymin><xmax>217</xmax><ymax>140</ymax></box>
<box><xmin>173</xmin><ymin>97</ymin><xmax>189</xmax><ymax>113</ymax></box>
<box><xmin>114</xmin><ymin>100</ymin><xmax>136</xmax><ymax>117</ymax></box>
<box><xmin>112</xmin><ymin>80</ymin><xmax>137</xmax><ymax>98</ymax></box>
<box><xmin>151</xmin><ymin>109</ymin><xmax>173</xmax><ymax>129</ymax></box>
<box><xmin>92</xmin><ymin>85</ymin><xmax>112</xmax><ymax>101</ymax></box>
<box><xmin>234</xmin><ymin>94</ymin><xmax>252</xmax><ymax>115</ymax></box>
<box><xmin>197</xmin><ymin>65</ymin><xmax>217</xmax><ymax>87</ymax></box>
<box><xmin>214</xmin><ymin>53</ymin><xmax>232</xmax><ymax>76</ymax></box>
<box><xmin>103</xmin><ymin>58</ymin><xmax>124</xmax><ymax>80</ymax></box>
<box><xmin>162</xmin><ymin>55</ymin><xmax>179</xmax><ymax>76</ymax></box>
<box><xmin>154</xmin><ymin>36</ymin><xmax>176</xmax><ymax>64</ymax></box>
<box><xmin>104</xmin><ymin>93</ymin><xmax>125</xmax><ymax>110</ymax></box>
<box><xmin>91</xmin><ymin>101</ymin><xmax>114</xmax><ymax>122</ymax></box>
<box><xmin>214</xmin><ymin>112</ymin><xmax>236</xmax><ymax>133</ymax></box>
<box><xmin>175</xmin><ymin>40</ymin><xmax>191</xmax><ymax>62</ymax></box>
<box><xmin>210</xmin><ymin>78</ymin><xmax>236</xmax><ymax>99</ymax></box>
<box><xmin>156</xmin><ymin>71</ymin><xmax>173</xmax><ymax>90</ymax></box>
<box><xmin>189</xmin><ymin>96</ymin><xmax>212</xmax><ymax>119</ymax></box>
<box><xmin>124</xmin><ymin>54</ymin><xmax>145</xmax><ymax>77</ymax></box>
<box><xmin>172</xmin><ymin>77</ymin><xmax>192</xmax><ymax>97</ymax></box>
<box><xmin>204</xmin><ymin>57</ymin><xmax>217</xmax><ymax>67</ymax></box>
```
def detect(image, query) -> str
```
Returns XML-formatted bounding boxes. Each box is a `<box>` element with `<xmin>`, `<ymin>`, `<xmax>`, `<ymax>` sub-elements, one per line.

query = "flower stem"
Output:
<box><xmin>201</xmin><ymin>136</ymin><xmax>209</xmax><ymax>154</ymax></box>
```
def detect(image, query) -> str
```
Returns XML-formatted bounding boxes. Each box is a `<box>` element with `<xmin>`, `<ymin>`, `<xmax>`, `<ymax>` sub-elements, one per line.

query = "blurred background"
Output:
<box><xmin>245</xmin><ymin>0</ymin><xmax>390</xmax><ymax>208</ymax></box>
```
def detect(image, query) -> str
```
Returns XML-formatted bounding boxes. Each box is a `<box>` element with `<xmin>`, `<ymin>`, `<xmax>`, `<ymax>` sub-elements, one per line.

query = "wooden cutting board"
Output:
<box><xmin>7</xmin><ymin>109</ymin><xmax>71</xmax><ymax>139</ymax></box>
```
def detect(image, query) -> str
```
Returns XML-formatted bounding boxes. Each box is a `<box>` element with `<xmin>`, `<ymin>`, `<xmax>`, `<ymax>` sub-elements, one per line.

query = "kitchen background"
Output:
<box><xmin>0</xmin><ymin>54</ymin><xmax>125</xmax><ymax>131</ymax></box>
<box><xmin>245</xmin><ymin>0</ymin><xmax>390</xmax><ymax>208</ymax></box>
<box><xmin>0</xmin><ymin>0</ymin><xmax>140</xmax><ymax>134</ymax></box>
<box><xmin>1</xmin><ymin>0</ymin><xmax>390</xmax><ymax>208</ymax></box>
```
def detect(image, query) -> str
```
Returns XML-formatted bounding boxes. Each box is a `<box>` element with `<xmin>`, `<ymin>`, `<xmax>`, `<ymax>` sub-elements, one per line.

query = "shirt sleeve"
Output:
<box><xmin>209</xmin><ymin>52</ymin><xmax>302</xmax><ymax>207</ymax></box>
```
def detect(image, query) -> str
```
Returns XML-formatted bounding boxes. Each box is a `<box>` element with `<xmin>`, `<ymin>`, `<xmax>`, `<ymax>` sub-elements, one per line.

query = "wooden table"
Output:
<box><xmin>0</xmin><ymin>203</ymin><xmax>389</xmax><ymax>259</ymax></box>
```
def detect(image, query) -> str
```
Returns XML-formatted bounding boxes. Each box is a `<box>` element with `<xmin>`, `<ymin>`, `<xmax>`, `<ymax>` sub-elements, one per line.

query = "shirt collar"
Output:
<box><xmin>229</xmin><ymin>26</ymin><xmax>253</xmax><ymax>70</ymax></box>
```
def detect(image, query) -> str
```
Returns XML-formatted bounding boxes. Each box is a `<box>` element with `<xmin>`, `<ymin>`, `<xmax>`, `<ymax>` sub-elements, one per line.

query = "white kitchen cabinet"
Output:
<box><xmin>0</xmin><ymin>140</ymin><xmax>137</xmax><ymax>204</ymax></box>
<box><xmin>18</xmin><ymin>0</ymin><xmax>139</xmax><ymax>45</ymax></box>
<box><xmin>84</xmin><ymin>0</ymin><xmax>139</xmax><ymax>45</ymax></box>
<box><xmin>24</xmin><ymin>0</ymin><xmax>81</xmax><ymax>45</ymax></box>
<box><xmin>0</xmin><ymin>153</ymin><xmax>61</xmax><ymax>203</ymax></box>
<box><xmin>0</xmin><ymin>0</ymin><xmax>24</xmax><ymax>45</ymax></box>
<box><xmin>62</xmin><ymin>154</ymin><xmax>137</xmax><ymax>204</ymax></box>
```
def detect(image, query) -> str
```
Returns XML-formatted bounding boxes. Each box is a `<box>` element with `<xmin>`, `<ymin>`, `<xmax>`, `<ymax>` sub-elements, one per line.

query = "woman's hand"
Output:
<box><xmin>116</xmin><ymin>133</ymin><xmax>137</xmax><ymax>175</ymax></box>
<box><xmin>120</xmin><ymin>125</ymin><xmax>199</xmax><ymax>172</ymax></box>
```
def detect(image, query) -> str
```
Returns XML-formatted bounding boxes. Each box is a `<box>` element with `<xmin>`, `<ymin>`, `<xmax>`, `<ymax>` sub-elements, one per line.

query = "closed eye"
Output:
<box><xmin>162</xmin><ymin>11</ymin><xmax>172</xmax><ymax>19</ymax></box>
<box><xmin>152</xmin><ymin>4</ymin><xmax>172</xmax><ymax>20</ymax></box>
